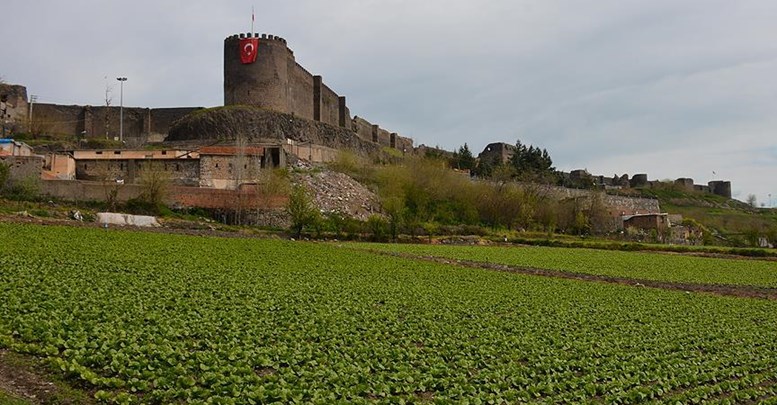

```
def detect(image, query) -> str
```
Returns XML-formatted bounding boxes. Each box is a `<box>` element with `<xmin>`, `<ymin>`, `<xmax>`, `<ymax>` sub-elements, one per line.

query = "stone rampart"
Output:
<box><xmin>223</xmin><ymin>33</ymin><xmax>412</xmax><ymax>152</ymax></box>
<box><xmin>31</xmin><ymin>103</ymin><xmax>200</xmax><ymax>146</ymax></box>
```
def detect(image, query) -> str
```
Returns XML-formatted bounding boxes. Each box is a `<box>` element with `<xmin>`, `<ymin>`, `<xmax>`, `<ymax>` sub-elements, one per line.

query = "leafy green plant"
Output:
<box><xmin>1</xmin><ymin>222</ymin><xmax>777</xmax><ymax>403</ymax></box>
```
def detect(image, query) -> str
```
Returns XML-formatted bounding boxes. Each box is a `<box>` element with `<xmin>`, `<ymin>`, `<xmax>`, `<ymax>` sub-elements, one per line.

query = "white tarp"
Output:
<box><xmin>96</xmin><ymin>212</ymin><xmax>160</xmax><ymax>227</ymax></box>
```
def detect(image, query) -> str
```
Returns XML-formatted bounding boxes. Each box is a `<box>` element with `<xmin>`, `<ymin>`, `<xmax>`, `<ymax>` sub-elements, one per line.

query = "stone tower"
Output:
<box><xmin>223</xmin><ymin>33</ymin><xmax>292</xmax><ymax>112</ymax></box>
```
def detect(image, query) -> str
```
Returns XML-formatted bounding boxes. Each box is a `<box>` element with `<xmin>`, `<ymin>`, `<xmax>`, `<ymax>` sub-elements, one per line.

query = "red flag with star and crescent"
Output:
<box><xmin>240</xmin><ymin>38</ymin><xmax>259</xmax><ymax>64</ymax></box>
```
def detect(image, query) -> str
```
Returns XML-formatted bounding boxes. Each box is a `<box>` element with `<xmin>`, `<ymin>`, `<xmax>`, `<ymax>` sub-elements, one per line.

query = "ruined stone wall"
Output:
<box><xmin>0</xmin><ymin>155</ymin><xmax>43</xmax><ymax>182</ymax></box>
<box><xmin>40</xmin><ymin>180</ymin><xmax>287</xmax><ymax>210</ymax></box>
<box><xmin>74</xmin><ymin>159</ymin><xmax>199</xmax><ymax>186</ymax></box>
<box><xmin>199</xmin><ymin>154</ymin><xmax>264</xmax><ymax>189</ymax></box>
<box><xmin>0</xmin><ymin>84</ymin><xmax>28</xmax><ymax>133</ymax></box>
<box><xmin>549</xmin><ymin>187</ymin><xmax>661</xmax><ymax>216</ymax></box>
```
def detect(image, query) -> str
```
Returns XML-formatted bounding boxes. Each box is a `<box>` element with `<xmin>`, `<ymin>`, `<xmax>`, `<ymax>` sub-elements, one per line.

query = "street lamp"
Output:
<box><xmin>116</xmin><ymin>77</ymin><xmax>127</xmax><ymax>143</ymax></box>
<box><xmin>28</xmin><ymin>95</ymin><xmax>38</xmax><ymax>133</ymax></box>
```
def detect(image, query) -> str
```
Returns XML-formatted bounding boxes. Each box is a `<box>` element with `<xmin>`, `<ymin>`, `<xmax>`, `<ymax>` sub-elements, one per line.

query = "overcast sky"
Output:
<box><xmin>2</xmin><ymin>0</ymin><xmax>776</xmax><ymax>205</ymax></box>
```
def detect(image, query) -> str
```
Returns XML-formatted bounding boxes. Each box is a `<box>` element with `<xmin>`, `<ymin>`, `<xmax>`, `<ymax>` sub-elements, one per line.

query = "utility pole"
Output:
<box><xmin>28</xmin><ymin>95</ymin><xmax>38</xmax><ymax>133</ymax></box>
<box><xmin>116</xmin><ymin>77</ymin><xmax>127</xmax><ymax>143</ymax></box>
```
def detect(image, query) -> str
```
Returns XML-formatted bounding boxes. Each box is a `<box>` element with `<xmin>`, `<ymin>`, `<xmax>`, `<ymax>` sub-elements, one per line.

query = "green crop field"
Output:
<box><xmin>355</xmin><ymin>243</ymin><xmax>777</xmax><ymax>288</ymax></box>
<box><xmin>1</xmin><ymin>223</ymin><xmax>777</xmax><ymax>404</ymax></box>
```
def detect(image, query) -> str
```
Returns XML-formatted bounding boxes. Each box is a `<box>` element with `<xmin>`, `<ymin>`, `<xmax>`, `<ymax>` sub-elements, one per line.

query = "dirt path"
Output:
<box><xmin>360</xmin><ymin>249</ymin><xmax>777</xmax><ymax>301</ymax></box>
<box><xmin>0</xmin><ymin>351</ymin><xmax>56</xmax><ymax>404</ymax></box>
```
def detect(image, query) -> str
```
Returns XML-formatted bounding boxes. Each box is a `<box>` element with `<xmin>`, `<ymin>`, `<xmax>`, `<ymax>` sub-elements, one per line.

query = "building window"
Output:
<box><xmin>176</xmin><ymin>164</ymin><xmax>180</xmax><ymax>171</ymax></box>
<box><xmin>161</xmin><ymin>150</ymin><xmax>167</xmax><ymax>155</ymax></box>
<box><xmin>114</xmin><ymin>151</ymin><xmax>121</xmax><ymax>155</ymax></box>
<box><xmin>95</xmin><ymin>151</ymin><xmax>103</xmax><ymax>155</ymax></box>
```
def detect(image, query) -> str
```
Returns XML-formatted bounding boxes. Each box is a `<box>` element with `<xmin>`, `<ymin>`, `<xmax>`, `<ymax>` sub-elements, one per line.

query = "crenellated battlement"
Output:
<box><xmin>225</xmin><ymin>33</ymin><xmax>287</xmax><ymax>46</ymax></box>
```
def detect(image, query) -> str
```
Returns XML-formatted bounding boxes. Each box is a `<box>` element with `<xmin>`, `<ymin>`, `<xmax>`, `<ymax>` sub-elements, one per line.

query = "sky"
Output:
<box><xmin>2</xmin><ymin>0</ymin><xmax>776</xmax><ymax>205</ymax></box>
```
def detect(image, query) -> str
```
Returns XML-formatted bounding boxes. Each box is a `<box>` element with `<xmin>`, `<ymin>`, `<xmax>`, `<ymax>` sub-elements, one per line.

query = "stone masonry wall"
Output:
<box><xmin>223</xmin><ymin>33</ymin><xmax>413</xmax><ymax>152</ymax></box>
<box><xmin>31</xmin><ymin>103</ymin><xmax>199</xmax><ymax>145</ymax></box>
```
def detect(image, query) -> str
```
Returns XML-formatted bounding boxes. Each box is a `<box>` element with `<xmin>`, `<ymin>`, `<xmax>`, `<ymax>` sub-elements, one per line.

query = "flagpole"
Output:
<box><xmin>251</xmin><ymin>6</ymin><xmax>255</xmax><ymax>34</ymax></box>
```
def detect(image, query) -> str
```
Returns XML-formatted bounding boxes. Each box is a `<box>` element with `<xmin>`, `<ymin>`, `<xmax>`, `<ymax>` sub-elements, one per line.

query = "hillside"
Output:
<box><xmin>613</xmin><ymin>185</ymin><xmax>777</xmax><ymax>244</ymax></box>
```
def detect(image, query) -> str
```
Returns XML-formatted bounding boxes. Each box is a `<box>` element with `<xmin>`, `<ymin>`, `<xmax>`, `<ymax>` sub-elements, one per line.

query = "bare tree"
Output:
<box><xmin>746</xmin><ymin>194</ymin><xmax>758</xmax><ymax>208</ymax></box>
<box><xmin>95</xmin><ymin>163</ymin><xmax>124</xmax><ymax>211</ymax></box>
<box><xmin>104</xmin><ymin>79</ymin><xmax>113</xmax><ymax>139</ymax></box>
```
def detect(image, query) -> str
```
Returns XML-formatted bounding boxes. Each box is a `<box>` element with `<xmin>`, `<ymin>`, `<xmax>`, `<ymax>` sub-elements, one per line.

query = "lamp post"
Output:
<box><xmin>28</xmin><ymin>95</ymin><xmax>38</xmax><ymax>133</ymax></box>
<box><xmin>116</xmin><ymin>77</ymin><xmax>127</xmax><ymax>143</ymax></box>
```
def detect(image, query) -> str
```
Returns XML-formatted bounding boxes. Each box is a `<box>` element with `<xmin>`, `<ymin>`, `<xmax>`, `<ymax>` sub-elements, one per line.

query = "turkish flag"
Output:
<box><xmin>239</xmin><ymin>38</ymin><xmax>259</xmax><ymax>64</ymax></box>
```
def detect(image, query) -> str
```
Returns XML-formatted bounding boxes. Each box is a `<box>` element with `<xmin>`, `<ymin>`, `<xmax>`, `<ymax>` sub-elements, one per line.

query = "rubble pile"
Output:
<box><xmin>294</xmin><ymin>169</ymin><xmax>382</xmax><ymax>220</ymax></box>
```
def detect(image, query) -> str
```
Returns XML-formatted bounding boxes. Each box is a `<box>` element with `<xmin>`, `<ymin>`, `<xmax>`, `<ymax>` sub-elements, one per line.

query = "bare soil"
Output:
<box><xmin>0</xmin><ymin>350</ymin><xmax>94</xmax><ymax>405</ymax></box>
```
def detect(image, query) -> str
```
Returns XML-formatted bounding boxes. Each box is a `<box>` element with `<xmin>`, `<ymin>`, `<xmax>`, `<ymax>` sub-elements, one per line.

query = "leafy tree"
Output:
<box><xmin>287</xmin><ymin>185</ymin><xmax>318</xmax><ymax>238</ymax></box>
<box><xmin>0</xmin><ymin>162</ymin><xmax>9</xmax><ymax>194</ymax></box>
<box><xmin>508</xmin><ymin>139</ymin><xmax>556</xmax><ymax>183</ymax></box>
<box><xmin>451</xmin><ymin>143</ymin><xmax>476</xmax><ymax>171</ymax></box>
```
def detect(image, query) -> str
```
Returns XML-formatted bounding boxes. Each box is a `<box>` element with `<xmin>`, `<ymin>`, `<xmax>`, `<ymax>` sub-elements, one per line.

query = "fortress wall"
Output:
<box><xmin>352</xmin><ymin>116</ymin><xmax>374</xmax><ymax>142</ymax></box>
<box><xmin>31</xmin><ymin>104</ymin><xmax>197</xmax><ymax>143</ymax></box>
<box><xmin>395</xmin><ymin>135</ymin><xmax>414</xmax><ymax>152</ymax></box>
<box><xmin>289</xmin><ymin>62</ymin><xmax>315</xmax><ymax>120</ymax></box>
<box><xmin>150</xmin><ymin>108</ymin><xmax>201</xmax><ymax>136</ymax></box>
<box><xmin>224</xmin><ymin>34</ymin><xmax>410</xmax><ymax>150</ymax></box>
<box><xmin>319</xmin><ymin>83</ymin><xmax>340</xmax><ymax>127</ymax></box>
<box><xmin>224</xmin><ymin>34</ymin><xmax>290</xmax><ymax>111</ymax></box>
<box><xmin>32</xmin><ymin>104</ymin><xmax>83</xmax><ymax>137</ymax></box>
<box><xmin>376</xmin><ymin>128</ymin><xmax>391</xmax><ymax>147</ymax></box>
<box><xmin>549</xmin><ymin>187</ymin><xmax>661</xmax><ymax>216</ymax></box>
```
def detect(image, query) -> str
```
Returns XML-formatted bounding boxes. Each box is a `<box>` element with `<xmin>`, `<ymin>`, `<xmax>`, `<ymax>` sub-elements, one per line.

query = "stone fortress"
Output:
<box><xmin>478</xmin><ymin>142</ymin><xmax>732</xmax><ymax>199</ymax></box>
<box><xmin>1</xmin><ymin>32</ymin><xmax>414</xmax><ymax>157</ymax></box>
<box><xmin>0</xmin><ymin>30</ymin><xmax>734</xmax><ymax>225</ymax></box>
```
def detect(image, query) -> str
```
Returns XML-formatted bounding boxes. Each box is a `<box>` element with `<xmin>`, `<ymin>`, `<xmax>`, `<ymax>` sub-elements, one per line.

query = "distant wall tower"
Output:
<box><xmin>224</xmin><ymin>33</ymin><xmax>292</xmax><ymax>113</ymax></box>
